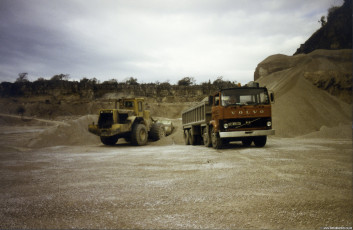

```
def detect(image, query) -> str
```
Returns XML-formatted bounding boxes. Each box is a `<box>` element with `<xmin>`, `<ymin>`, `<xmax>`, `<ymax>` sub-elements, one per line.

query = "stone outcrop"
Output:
<box><xmin>294</xmin><ymin>0</ymin><xmax>352</xmax><ymax>55</ymax></box>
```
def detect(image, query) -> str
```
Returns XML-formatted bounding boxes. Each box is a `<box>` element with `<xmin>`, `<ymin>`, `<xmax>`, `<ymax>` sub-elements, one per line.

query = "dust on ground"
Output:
<box><xmin>0</xmin><ymin>115</ymin><xmax>352</xmax><ymax>229</ymax></box>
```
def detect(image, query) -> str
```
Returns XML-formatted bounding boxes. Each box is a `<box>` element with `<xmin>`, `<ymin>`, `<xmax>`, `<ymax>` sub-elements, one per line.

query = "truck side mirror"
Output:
<box><xmin>270</xmin><ymin>92</ymin><xmax>275</xmax><ymax>103</ymax></box>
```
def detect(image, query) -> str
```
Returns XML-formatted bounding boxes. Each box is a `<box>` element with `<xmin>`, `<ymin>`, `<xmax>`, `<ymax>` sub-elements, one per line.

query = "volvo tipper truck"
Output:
<box><xmin>181</xmin><ymin>82</ymin><xmax>275</xmax><ymax>149</ymax></box>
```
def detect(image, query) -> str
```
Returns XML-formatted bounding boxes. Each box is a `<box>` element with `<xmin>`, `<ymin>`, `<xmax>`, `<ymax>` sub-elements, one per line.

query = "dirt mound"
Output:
<box><xmin>299</xmin><ymin>123</ymin><xmax>352</xmax><ymax>139</ymax></box>
<box><xmin>26</xmin><ymin>115</ymin><xmax>184</xmax><ymax>148</ymax></box>
<box><xmin>28</xmin><ymin>115</ymin><xmax>100</xmax><ymax>148</ymax></box>
<box><xmin>148</xmin><ymin>102</ymin><xmax>198</xmax><ymax>119</ymax></box>
<box><xmin>256</xmin><ymin>49</ymin><xmax>352</xmax><ymax>137</ymax></box>
<box><xmin>0</xmin><ymin>114</ymin><xmax>52</xmax><ymax>126</ymax></box>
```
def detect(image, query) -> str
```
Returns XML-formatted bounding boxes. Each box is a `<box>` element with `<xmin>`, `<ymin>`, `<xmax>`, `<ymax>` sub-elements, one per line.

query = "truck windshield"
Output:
<box><xmin>221</xmin><ymin>88</ymin><xmax>270</xmax><ymax>106</ymax></box>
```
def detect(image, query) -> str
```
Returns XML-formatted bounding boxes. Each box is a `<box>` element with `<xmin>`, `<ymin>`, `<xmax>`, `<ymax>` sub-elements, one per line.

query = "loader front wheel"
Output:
<box><xmin>150</xmin><ymin>123</ymin><xmax>165</xmax><ymax>141</ymax></box>
<box><xmin>131</xmin><ymin>124</ymin><xmax>148</xmax><ymax>146</ymax></box>
<box><xmin>100</xmin><ymin>135</ymin><xmax>119</xmax><ymax>146</ymax></box>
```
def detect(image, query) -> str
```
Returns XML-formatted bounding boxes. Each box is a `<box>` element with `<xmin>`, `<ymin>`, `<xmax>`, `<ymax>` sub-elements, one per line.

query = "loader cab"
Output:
<box><xmin>119</xmin><ymin>98</ymin><xmax>145</xmax><ymax>117</ymax></box>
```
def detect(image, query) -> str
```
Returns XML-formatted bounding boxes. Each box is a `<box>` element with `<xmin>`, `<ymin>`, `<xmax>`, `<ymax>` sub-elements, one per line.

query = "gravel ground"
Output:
<box><xmin>0</xmin><ymin>135</ymin><xmax>352</xmax><ymax>229</ymax></box>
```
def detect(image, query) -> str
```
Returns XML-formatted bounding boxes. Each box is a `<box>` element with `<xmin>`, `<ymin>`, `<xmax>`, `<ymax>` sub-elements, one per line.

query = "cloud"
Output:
<box><xmin>0</xmin><ymin>0</ymin><xmax>344</xmax><ymax>84</ymax></box>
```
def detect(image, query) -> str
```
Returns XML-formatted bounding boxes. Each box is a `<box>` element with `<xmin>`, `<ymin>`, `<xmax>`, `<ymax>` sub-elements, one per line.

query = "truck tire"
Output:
<box><xmin>203</xmin><ymin>127</ymin><xmax>212</xmax><ymax>147</ymax></box>
<box><xmin>242</xmin><ymin>138</ymin><xmax>253</xmax><ymax>147</ymax></box>
<box><xmin>211</xmin><ymin>127</ymin><xmax>223</xmax><ymax>149</ymax></box>
<box><xmin>150</xmin><ymin>123</ymin><xmax>165</xmax><ymax>141</ymax></box>
<box><xmin>131</xmin><ymin>124</ymin><xmax>148</xmax><ymax>146</ymax></box>
<box><xmin>184</xmin><ymin>130</ymin><xmax>190</xmax><ymax>145</ymax></box>
<box><xmin>254</xmin><ymin>136</ymin><xmax>267</xmax><ymax>147</ymax></box>
<box><xmin>100</xmin><ymin>135</ymin><xmax>119</xmax><ymax>146</ymax></box>
<box><xmin>188</xmin><ymin>129</ymin><xmax>193</xmax><ymax>145</ymax></box>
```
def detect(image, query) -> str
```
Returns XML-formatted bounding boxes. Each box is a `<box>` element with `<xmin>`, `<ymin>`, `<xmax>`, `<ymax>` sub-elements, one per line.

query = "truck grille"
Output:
<box><xmin>222</xmin><ymin>117</ymin><xmax>270</xmax><ymax>130</ymax></box>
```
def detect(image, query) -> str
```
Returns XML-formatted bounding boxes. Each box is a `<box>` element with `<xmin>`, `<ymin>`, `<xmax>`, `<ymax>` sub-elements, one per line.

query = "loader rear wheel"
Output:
<box><xmin>150</xmin><ymin>123</ymin><xmax>165</xmax><ymax>141</ymax></box>
<box><xmin>100</xmin><ymin>135</ymin><xmax>119</xmax><ymax>146</ymax></box>
<box><xmin>131</xmin><ymin>124</ymin><xmax>148</xmax><ymax>146</ymax></box>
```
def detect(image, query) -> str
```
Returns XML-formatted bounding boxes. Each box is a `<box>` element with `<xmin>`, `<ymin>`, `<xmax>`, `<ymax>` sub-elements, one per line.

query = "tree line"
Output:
<box><xmin>13</xmin><ymin>73</ymin><xmax>238</xmax><ymax>88</ymax></box>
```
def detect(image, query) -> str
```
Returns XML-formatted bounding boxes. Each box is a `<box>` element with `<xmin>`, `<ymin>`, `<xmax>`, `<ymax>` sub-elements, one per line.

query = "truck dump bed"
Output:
<box><xmin>182</xmin><ymin>101</ymin><xmax>212</xmax><ymax>128</ymax></box>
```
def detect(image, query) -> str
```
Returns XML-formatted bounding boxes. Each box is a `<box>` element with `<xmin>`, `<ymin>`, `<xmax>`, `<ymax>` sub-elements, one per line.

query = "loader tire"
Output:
<box><xmin>131</xmin><ymin>124</ymin><xmax>148</xmax><ymax>146</ymax></box>
<box><xmin>100</xmin><ymin>135</ymin><xmax>118</xmax><ymax>146</ymax></box>
<box><xmin>150</xmin><ymin>123</ymin><xmax>165</xmax><ymax>141</ymax></box>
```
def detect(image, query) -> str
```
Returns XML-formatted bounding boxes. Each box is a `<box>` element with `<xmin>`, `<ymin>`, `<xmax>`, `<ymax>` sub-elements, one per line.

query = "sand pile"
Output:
<box><xmin>26</xmin><ymin>115</ymin><xmax>184</xmax><ymax>148</ymax></box>
<box><xmin>256</xmin><ymin>49</ymin><xmax>352</xmax><ymax>137</ymax></box>
<box><xmin>299</xmin><ymin>123</ymin><xmax>352</xmax><ymax>139</ymax></box>
<box><xmin>28</xmin><ymin>115</ymin><xmax>100</xmax><ymax>148</ymax></box>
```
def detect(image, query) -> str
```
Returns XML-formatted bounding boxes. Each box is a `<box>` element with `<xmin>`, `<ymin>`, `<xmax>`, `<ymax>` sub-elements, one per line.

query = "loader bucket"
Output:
<box><xmin>157</xmin><ymin>120</ymin><xmax>174</xmax><ymax>136</ymax></box>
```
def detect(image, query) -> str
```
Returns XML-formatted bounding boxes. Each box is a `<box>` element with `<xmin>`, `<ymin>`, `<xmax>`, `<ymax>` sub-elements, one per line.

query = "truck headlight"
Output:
<box><xmin>224</xmin><ymin>123</ymin><xmax>229</xmax><ymax>129</ymax></box>
<box><xmin>267</xmin><ymin>121</ymin><xmax>272</xmax><ymax>127</ymax></box>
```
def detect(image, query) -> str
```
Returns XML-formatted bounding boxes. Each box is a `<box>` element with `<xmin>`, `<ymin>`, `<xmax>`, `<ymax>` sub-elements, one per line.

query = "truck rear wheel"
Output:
<box><xmin>131</xmin><ymin>124</ymin><xmax>148</xmax><ymax>146</ymax></box>
<box><xmin>188</xmin><ymin>129</ymin><xmax>193</xmax><ymax>145</ymax></box>
<box><xmin>254</xmin><ymin>136</ymin><xmax>267</xmax><ymax>147</ymax></box>
<box><xmin>211</xmin><ymin>127</ymin><xmax>223</xmax><ymax>149</ymax></box>
<box><xmin>184</xmin><ymin>130</ymin><xmax>190</xmax><ymax>145</ymax></box>
<box><xmin>150</xmin><ymin>123</ymin><xmax>165</xmax><ymax>141</ymax></box>
<box><xmin>100</xmin><ymin>135</ymin><xmax>119</xmax><ymax>146</ymax></box>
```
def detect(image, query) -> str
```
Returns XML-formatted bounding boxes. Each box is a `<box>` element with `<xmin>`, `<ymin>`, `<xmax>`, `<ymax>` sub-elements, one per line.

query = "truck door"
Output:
<box><xmin>212</xmin><ymin>93</ymin><xmax>222</xmax><ymax>128</ymax></box>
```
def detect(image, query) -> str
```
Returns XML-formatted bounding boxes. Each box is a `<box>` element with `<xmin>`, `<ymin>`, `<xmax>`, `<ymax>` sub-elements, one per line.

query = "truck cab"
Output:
<box><xmin>211</xmin><ymin>86</ymin><xmax>274</xmax><ymax>148</ymax></box>
<box><xmin>182</xmin><ymin>82</ymin><xmax>275</xmax><ymax>149</ymax></box>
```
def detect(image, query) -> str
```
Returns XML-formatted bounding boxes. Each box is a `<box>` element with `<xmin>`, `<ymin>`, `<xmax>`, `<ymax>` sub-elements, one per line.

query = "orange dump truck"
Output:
<box><xmin>182</xmin><ymin>82</ymin><xmax>275</xmax><ymax>149</ymax></box>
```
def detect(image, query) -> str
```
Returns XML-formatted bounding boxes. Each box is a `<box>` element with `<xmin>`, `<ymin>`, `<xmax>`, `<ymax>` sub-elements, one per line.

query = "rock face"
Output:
<box><xmin>294</xmin><ymin>0</ymin><xmax>352</xmax><ymax>55</ymax></box>
<box><xmin>254</xmin><ymin>49</ymin><xmax>352</xmax><ymax>104</ymax></box>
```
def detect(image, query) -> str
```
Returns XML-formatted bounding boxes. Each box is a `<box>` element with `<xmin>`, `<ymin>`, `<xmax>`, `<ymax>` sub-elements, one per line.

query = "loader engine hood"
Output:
<box><xmin>117</xmin><ymin>109</ymin><xmax>135</xmax><ymax>116</ymax></box>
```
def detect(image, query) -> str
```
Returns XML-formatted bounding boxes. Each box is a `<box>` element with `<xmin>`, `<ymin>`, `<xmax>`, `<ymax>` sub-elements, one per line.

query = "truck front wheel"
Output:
<box><xmin>100</xmin><ymin>135</ymin><xmax>119</xmax><ymax>146</ymax></box>
<box><xmin>131</xmin><ymin>124</ymin><xmax>148</xmax><ymax>146</ymax></box>
<box><xmin>254</xmin><ymin>136</ymin><xmax>267</xmax><ymax>147</ymax></box>
<box><xmin>211</xmin><ymin>127</ymin><xmax>223</xmax><ymax>149</ymax></box>
<box><xmin>242</xmin><ymin>138</ymin><xmax>253</xmax><ymax>147</ymax></box>
<box><xmin>203</xmin><ymin>127</ymin><xmax>212</xmax><ymax>147</ymax></box>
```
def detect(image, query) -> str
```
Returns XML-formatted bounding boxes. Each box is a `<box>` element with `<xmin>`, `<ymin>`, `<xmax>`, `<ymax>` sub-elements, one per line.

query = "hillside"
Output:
<box><xmin>294</xmin><ymin>0</ymin><xmax>352</xmax><ymax>55</ymax></box>
<box><xmin>254</xmin><ymin>49</ymin><xmax>352</xmax><ymax>137</ymax></box>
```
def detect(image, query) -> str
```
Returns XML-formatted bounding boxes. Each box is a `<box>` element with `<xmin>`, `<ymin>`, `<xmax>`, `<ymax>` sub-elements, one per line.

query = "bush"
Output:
<box><xmin>178</xmin><ymin>77</ymin><xmax>195</xmax><ymax>86</ymax></box>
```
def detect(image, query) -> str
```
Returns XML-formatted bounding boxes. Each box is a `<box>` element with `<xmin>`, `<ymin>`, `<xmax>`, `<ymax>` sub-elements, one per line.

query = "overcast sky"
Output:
<box><xmin>0</xmin><ymin>0</ymin><xmax>344</xmax><ymax>84</ymax></box>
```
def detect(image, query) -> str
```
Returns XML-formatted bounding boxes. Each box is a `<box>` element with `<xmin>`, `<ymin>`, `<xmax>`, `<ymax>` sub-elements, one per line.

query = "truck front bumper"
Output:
<box><xmin>219</xmin><ymin>129</ymin><xmax>275</xmax><ymax>138</ymax></box>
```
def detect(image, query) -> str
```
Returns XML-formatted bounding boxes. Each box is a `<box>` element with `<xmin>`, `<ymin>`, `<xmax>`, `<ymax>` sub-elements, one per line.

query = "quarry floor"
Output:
<box><xmin>0</xmin><ymin>132</ymin><xmax>352</xmax><ymax>229</ymax></box>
